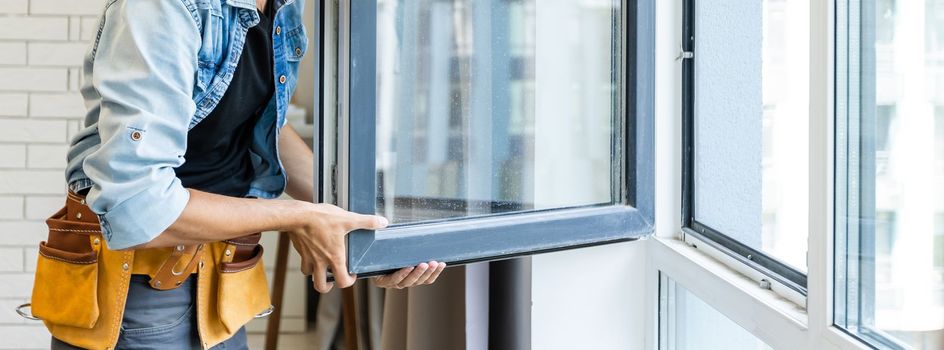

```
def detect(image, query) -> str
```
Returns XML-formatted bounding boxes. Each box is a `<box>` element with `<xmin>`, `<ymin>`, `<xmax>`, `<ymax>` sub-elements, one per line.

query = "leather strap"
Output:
<box><xmin>149</xmin><ymin>244</ymin><xmax>205</xmax><ymax>290</ymax></box>
<box><xmin>224</xmin><ymin>232</ymin><xmax>262</xmax><ymax>261</ymax></box>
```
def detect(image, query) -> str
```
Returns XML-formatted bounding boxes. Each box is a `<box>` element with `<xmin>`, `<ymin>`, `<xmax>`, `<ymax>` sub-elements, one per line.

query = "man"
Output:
<box><xmin>34</xmin><ymin>0</ymin><xmax>444</xmax><ymax>348</ymax></box>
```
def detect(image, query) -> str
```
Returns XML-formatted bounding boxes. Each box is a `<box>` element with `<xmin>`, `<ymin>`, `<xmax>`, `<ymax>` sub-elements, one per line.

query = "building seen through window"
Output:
<box><xmin>859</xmin><ymin>0</ymin><xmax>944</xmax><ymax>348</ymax></box>
<box><xmin>373</xmin><ymin>0</ymin><xmax>620</xmax><ymax>224</ymax></box>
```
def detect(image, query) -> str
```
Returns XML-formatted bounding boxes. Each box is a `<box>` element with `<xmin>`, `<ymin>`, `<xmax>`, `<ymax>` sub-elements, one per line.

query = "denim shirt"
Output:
<box><xmin>65</xmin><ymin>0</ymin><xmax>307</xmax><ymax>250</ymax></box>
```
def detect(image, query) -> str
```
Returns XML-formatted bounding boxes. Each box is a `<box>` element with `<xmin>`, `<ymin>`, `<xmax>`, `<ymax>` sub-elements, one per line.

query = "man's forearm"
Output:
<box><xmin>137</xmin><ymin>189</ymin><xmax>310</xmax><ymax>249</ymax></box>
<box><xmin>279</xmin><ymin>124</ymin><xmax>316</xmax><ymax>202</ymax></box>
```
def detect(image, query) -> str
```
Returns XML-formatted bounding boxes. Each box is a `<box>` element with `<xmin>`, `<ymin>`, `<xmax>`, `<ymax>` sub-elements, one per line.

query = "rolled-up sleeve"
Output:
<box><xmin>82</xmin><ymin>0</ymin><xmax>200</xmax><ymax>250</ymax></box>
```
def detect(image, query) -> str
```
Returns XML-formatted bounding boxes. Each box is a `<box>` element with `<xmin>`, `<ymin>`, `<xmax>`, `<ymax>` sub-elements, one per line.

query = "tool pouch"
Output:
<box><xmin>217</xmin><ymin>233</ymin><xmax>270</xmax><ymax>333</ymax></box>
<box><xmin>31</xmin><ymin>200</ymin><xmax>102</xmax><ymax>329</ymax></box>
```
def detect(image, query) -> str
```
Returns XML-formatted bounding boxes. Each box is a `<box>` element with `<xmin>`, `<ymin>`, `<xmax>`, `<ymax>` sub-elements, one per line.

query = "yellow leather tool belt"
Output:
<box><xmin>26</xmin><ymin>192</ymin><xmax>272</xmax><ymax>350</ymax></box>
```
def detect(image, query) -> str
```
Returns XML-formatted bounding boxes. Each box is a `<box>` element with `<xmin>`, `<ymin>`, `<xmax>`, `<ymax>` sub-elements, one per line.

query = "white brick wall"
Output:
<box><xmin>0</xmin><ymin>1</ymin><xmax>309</xmax><ymax>348</ymax></box>
<box><xmin>0</xmin><ymin>1</ymin><xmax>100</xmax><ymax>348</ymax></box>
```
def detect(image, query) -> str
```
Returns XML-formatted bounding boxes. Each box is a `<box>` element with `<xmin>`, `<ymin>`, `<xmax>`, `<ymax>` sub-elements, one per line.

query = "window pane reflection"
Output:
<box><xmin>835</xmin><ymin>1</ymin><xmax>944</xmax><ymax>349</ymax></box>
<box><xmin>375</xmin><ymin>0</ymin><xmax>620</xmax><ymax>224</ymax></box>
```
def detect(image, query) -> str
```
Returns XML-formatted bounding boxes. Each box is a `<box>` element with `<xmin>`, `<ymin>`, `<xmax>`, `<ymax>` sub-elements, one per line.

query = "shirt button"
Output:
<box><xmin>275</xmin><ymin>26</ymin><xmax>281</xmax><ymax>35</ymax></box>
<box><xmin>295</xmin><ymin>47</ymin><xmax>302</xmax><ymax>56</ymax></box>
<box><xmin>130</xmin><ymin>130</ymin><xmax>142</xmax><ymax>141</ymax></box>
<box><xmin>279</xmin><ymin>75</ymin><xmax>286</xmax><ymax>84</ymax></box>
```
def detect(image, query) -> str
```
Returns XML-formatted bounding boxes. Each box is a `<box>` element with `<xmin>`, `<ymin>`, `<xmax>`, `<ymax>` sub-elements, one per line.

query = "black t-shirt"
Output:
<box><xmin>176</xmin><ymin>8</ymin><xmax>275</xmax><ymax>197</ymax></box>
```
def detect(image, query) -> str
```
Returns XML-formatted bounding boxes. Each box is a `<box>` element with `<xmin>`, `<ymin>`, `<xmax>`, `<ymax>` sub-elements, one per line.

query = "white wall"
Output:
<box><xmin>531</xmin><ymin>242</ymin><xmax>649</xmax><ymax>350</ymax></box>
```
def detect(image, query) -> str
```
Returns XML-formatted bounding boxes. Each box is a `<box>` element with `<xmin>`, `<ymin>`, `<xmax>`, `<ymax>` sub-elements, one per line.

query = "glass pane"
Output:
<box><xmin>374</xmin><ymin>0</ymin><xmax>620</xmax><ymax>224</ymax></box>
<box><xmin>872</xmin><ymin>0</ymin><xmax>944</xmax><ymax>347</ymax></box>
<box><xmin>659</xmin><ymin>275</ymin><xmax>774</xmax><ymax>350</ymax></box>
<box><xmin>692</xmin><ymin>0</ymin><xmax>809</xmax><ymax>271</ymax></box>
<box><xmin>835</xmin><ymin>1</ymin><xmax>944</xmax><ymax>349</ymax></box>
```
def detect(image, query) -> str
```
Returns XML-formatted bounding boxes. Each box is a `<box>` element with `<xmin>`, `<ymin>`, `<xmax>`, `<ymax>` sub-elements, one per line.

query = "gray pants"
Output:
<box><xmin>51</xmin><ymin>275</ymin><xmax>248</xmax><ymax>350</ymax></box>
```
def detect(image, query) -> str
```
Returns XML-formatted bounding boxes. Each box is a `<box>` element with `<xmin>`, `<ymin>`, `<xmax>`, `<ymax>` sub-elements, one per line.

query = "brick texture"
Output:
<box><xmin>0</xmin><ymin>1</ymin><xmax>305</xmax><ymax>345</ymax></box>
<box><xmin>0</xmin><ymin>7</ymin><xmax>78</xmax><ymax>342</ymax></box>
<box><xmin>0</xmin><ymin>17</ymin><xmax>68</xmax><ymax>40</ymax></box>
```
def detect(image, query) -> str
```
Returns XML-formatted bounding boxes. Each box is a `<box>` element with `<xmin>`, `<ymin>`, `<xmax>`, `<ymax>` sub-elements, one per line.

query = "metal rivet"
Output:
<box><xmin>199</xmin><ymin>261</ymin><xmax>204</xmax><ymax>270</ymax></box>
<box><xmin>80</xmin><ymin>199</ymin><xmax>85</xmax><ymax>205</ymax></box>
<box><xmin>295</xmin><ymin>47</ymin><xmax>302</xmax><ymax>56</ymax></box>
<box><xmin>224</xmin><ymin>249</ymin><xmax>231</xmax><ymax>256</ymax></box>
<box><xmin>278</xmin><ymin>75</ymin><xmax>286</xmax><ymax>84</ymax></box>
<box><xmin>155</xmin><ymin>280</ymin><xmax>162</xmax><ymax>287</ymax></box>
<box><xmin>275</xmin><ymin>26</ymin><xmax>281</xmax><ymax>35</ymax></box>
<box><xmin>176</xmin><ymin>281</ymin><xmax>182</xmax><ymax>286</ymax></box>
<box><xmin>76</xmin><ymin>212</ymin><xmax>82</xmax><ymax>219</ymax></box>
<box><xmin>747</xmin><ymin>254</ymin><xmax>753</xmax><ymax>260</ymax></box>
<box><xmin>130</xmin><ymin>131</ymin><xmax>142</xmax><ymax>141</ymax></box>
<box><xmin>93</xmin><ymin>238</ymin><xmax>100</xmax><ymax>245</ymax></box>
<box><xmin>176</xmin><ymin>245</ymin><xmax>185</xmax><ymax>252</ymax></box>
<box><xmin>122</xmin><ymin>263</ymin><xmax>129</xmax><ymax>271</ymax></box>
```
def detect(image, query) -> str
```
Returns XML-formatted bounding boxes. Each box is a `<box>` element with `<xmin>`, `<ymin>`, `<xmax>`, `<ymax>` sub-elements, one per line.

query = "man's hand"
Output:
<box><xmin>277</xmin><ymin>125</ymin><xmax>445</xmax><ymax>292</ymax></box>
<box><xmin>286</xmin><ymin>202</ymin><xmax>446</xmax><ymax>293</ymax></box>
<box><xmin>287</xmin><ymin>202</ymin><xmax>388</xmax><ymax>293</ymax></box>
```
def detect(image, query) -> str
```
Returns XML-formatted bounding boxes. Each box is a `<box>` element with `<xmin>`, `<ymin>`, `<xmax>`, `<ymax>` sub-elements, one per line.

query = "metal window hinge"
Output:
<box><xmin>676</xmin><ymin>44</ymin><xmax>694</xmax><ymax>61</ymax></box>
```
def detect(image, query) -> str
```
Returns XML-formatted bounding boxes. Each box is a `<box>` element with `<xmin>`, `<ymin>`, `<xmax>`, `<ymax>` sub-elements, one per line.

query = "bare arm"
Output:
<box><xmin>142</xmin><ymin>189</ymin><xmax>320</xmax><ymax>246</ymax></box>
<box><xmin>278</xmin><ymin>124</ymin><xmax>317</xmax><ymax>202</ymax></box>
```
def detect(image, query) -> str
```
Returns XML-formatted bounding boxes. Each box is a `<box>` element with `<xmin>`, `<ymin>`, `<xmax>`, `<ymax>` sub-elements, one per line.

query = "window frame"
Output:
<box><xmin>328</xmin><ymin>0</ymin><xmax>656</xmax><ymax>277</ymax></box>
<box><xmin>646</xmin><ymin>1</ymin><xmax>876</xmax><ymax>349</ymax></box>
<box><xmin>679</xmin><ymin>0</ymin><xmax>809</xmax><ymax>298</ymax></box>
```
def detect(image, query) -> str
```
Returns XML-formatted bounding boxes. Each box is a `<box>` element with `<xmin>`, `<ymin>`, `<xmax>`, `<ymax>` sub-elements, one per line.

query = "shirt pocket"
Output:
<box><xmin>284</xmin><ymin>25</ymin><xmax>308</xmax><ymax>62</ymax></box>
<box><xmin>195</xmin><ymin>3</ymin><xmax>224</xmax><ymax>92</ymax></box>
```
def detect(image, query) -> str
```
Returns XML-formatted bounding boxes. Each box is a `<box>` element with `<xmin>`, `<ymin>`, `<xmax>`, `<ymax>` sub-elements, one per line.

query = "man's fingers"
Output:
<box><xmin>373</xmin><ymin>267</ymin><xmax>412</xmax><ymax>288</ymax></box>
<box><xmin>290</xmin><ymin>240</ymin><xmax>314</xmax><ymax>275</ymax></box>
<box><xmin>330</xmin><ymin>260</ymin><xmax>357</xmax><ymax>289</ymax></box>
<box><xmin>312</xmin><ymin>263</ymin><xmax>333</xmax><ymax>293</ymax></box>
<box><xmin>396</xmin><ymin>263</ymin><xmax>429</xmax><ymax>288</ymax></box>
<box><xmin>425</xmin><ymin>262</ymin><xmax>447</xmax><ymax>285</ymax></box>
<box><xmin>412</xmin><ymin>261</ymin><xmax>439</xmax><ymax>285</ymax></box>
<box><xmin>299</xmin><ymin>256</ymin><xmax>315</xmax><ymax>276</ymax></box>
<box><xmin>301</xmin><ymin>261</ymin><xmax>314</xmax><ymax>276</ymax></box>
<box><xmin>345</xmin><ymin>214</ymin><xmax>389</xmax><ymax>232</ymax></box>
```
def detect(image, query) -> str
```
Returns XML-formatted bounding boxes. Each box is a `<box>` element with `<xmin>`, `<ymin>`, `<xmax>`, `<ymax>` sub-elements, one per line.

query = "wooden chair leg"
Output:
<box><xmin>265</xmin><ymin>232</ymin><xmax>291</xmax><ymax>350</ymax></box>
<box><xmin>342</xmin><ymin>286</ymin><xmax>359</xmax><ymax>350</ymax></box>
